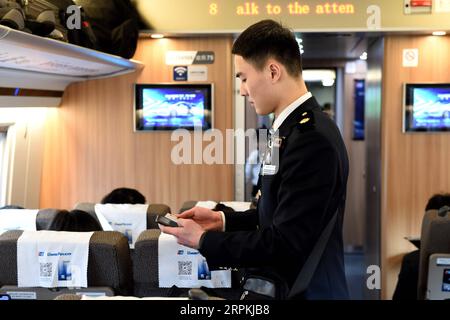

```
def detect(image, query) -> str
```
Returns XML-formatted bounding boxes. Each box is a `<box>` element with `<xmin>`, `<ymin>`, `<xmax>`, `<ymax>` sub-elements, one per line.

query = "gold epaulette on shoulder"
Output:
<box><xmin>297</xmin><ymin>111</ymin><xmax>315</xmax><ymax>132</ymax></box>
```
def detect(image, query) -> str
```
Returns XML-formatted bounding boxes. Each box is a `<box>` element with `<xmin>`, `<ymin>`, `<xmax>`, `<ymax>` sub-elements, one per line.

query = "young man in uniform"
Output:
<box><xmin>160</xmin><ymin>19</ymin><xmax>349</xmax><ymax>300</ymax></box>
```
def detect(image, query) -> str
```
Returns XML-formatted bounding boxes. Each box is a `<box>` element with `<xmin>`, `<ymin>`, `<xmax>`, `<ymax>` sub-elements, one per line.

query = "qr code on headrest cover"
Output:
<box><xmin>178</xmin><ymin>261</ymin><xmax>192</xmax><ymax>275</ymax></box>
<box><xmin>40</xmin><ymin>263</ymin><xmax>52</xmax><ymax>278</ymax></box>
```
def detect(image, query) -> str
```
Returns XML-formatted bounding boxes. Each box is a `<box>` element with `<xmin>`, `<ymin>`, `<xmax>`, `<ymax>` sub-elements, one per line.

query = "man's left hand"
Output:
<box><xmin>159</xmin><ymin>218</ymin><xmax>205</xmax><ymax>249</ymax></box>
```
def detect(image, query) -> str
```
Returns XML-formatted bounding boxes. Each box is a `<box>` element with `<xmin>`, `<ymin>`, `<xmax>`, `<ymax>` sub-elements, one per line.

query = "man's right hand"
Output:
<box><xmin>176</xmin><ymin>206</ymin><xmax>224</xmax><ymax>232</ymax></box>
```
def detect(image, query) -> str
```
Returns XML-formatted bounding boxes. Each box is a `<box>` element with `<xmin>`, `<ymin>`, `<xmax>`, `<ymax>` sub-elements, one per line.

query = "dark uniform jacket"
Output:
<box><xmin>199</xmin><ymin>96</ymin><xmax>349</xmax><ymax>299</ymax></box>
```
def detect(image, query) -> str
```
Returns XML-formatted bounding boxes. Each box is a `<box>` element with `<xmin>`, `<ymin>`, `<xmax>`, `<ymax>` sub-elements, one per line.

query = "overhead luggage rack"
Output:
<box><xmin>0</xmin><ymin>25</ymin><xmax>143</xmax><ymax>91</ymax></box>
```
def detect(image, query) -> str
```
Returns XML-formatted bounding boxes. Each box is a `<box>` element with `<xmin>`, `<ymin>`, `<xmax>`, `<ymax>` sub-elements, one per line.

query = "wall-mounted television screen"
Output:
<box><xmin>135</xmin><ymin>83</ymin><xmax>213</xmax><ymax>131</ymax></box>
<box><xmin>403</xmin><ymin>83</ymin><xmax>450</xmax><ymax>132</ymax></box>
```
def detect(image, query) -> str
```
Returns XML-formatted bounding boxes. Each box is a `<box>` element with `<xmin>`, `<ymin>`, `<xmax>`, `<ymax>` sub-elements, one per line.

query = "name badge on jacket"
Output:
<box><xmin>262</xmin><ymin>164</ymin><xmax>277</xmax><ymax>175</ymax></box>
<box><xmin>261</xmin><ymin>134</ymin><xmax>283</xmax><ymax>176</ymax></box>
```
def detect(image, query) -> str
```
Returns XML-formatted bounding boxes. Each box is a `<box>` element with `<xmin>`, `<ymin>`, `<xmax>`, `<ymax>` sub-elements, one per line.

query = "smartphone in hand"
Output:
<box><xmin>155</xmin><ymin>215</ymin><xmax>179</xmax><ymax>227</ymax></box>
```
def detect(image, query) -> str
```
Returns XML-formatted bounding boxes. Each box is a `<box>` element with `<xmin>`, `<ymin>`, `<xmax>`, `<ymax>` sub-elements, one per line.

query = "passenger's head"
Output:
<box><xmin>48</xmin><ymin>209</ymin><xmax>102</xmax><ymax>232</ymax></box>
<box><xmin>232</xmin><ymin>19</ymin><xmax>303</xmax><ymax>115</ymax></box>
<box><xmin>322</xmin><ymin>103</ymin><xmax>334</xmax><ymax>118</ymax></box>
<box><xmin>425</xmin><ymin>193</ymin><xmax>450</xmax><ymax>211</ymax></box>
<box><xmin>101</xmin><ymin>187</ymin><xmax>146</xmax><ymax>204</ymax></box>
<box><xmin>213</xmin><ymin>203</ymin><xmax>235</xmax><ymax>215</ymax></box>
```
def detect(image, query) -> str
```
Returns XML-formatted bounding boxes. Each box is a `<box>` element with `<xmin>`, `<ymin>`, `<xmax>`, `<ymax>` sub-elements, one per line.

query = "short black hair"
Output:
<box><xmin>48</xmin><ymin>209</ymin><xmax>102</xmax><ymax>232</ymax></box>
<box><xmin>425</xmin><ymin>193</ymin><xmax>450</xmax><ymax>211</ymax></box>
<box><xmin>101</xmin><ymin>187</ymin><xmax>146</xmax><ymax>204</ymax></box>
<box><xmin>232</xmin><ymin>19</ymin><xmax>302</xmax><ymax>77</ymax></box>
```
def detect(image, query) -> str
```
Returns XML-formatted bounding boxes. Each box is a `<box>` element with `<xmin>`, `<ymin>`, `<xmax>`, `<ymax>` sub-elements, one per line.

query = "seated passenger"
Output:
<box><xmin>392</xmin><ymin>193</ymin><xmax>450</xmax><ymax>300</ymax></box>
<box><xmin>101</xmin><ymin>187</ymin><xmax>146</xmax><ymax>204</ymax></box>
<box><xmin>47</xmin><ymin>209</ymin><xmax>103</xmax><ymax>232</ymax></box>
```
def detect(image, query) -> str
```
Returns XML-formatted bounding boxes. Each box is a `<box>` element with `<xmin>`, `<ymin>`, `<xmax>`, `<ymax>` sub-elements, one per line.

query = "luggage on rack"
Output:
<box><xmin>0</xmin><ymin>0</ymin><xmax>140</xmax><ymax>59</ymax></box>
<box><xmin>72</xmin><ymin>0</ymin><xmax>140</xmax><ymax>59</ymax></box>
<box><xmin>0</xmin><ymin>0</ymin><xmax>71</xmax><ymax>41</ymax></box>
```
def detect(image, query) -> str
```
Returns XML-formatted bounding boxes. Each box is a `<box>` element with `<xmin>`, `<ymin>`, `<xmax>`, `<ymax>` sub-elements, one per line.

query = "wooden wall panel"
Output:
<box><xmin>40</xmin><ymin>37</ymin><xmax>234</xmax><ymax>213</ymax></box>
<box><xmin>382</xmin><ymin>35</ymin><xmax>450</xmax><ymax>299</ymax></box>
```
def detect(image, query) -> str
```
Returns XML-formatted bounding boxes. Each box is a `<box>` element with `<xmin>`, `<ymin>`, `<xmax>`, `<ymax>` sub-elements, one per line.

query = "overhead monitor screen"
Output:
<box><xmin>403</xmin><ymin>83</ymin><xmax>450</xmax><ymax>132</ymax></box>
<box><xmin>135</xmin><ymin>84</ymin><xmax>213</xmax><ymax>131</ymax></box>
